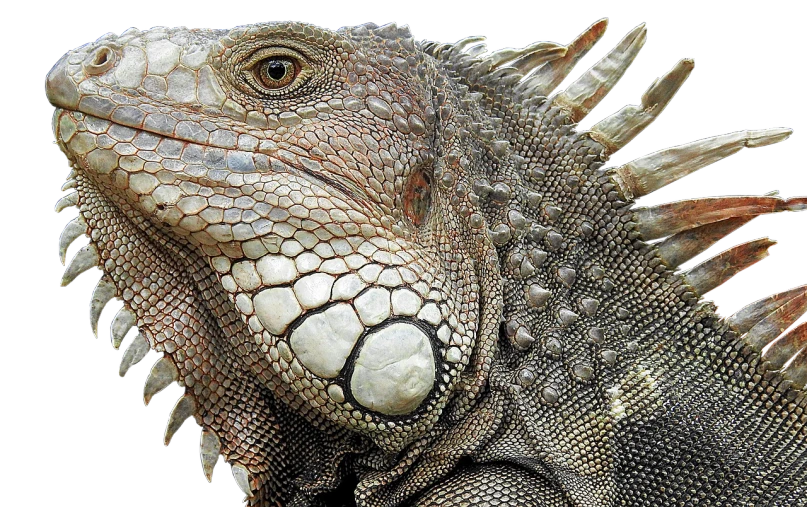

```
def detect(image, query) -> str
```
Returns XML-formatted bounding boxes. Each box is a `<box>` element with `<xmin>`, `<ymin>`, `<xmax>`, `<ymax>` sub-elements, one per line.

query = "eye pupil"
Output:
<box><xmin>265</xmin><ymin>60</ymin><xmax>287</xmax><ymax>80</ymax></box>
<box><xmin>255</xmin><ymin>56</ymin><xmax>298</xmax><ymax>90</ymax></box>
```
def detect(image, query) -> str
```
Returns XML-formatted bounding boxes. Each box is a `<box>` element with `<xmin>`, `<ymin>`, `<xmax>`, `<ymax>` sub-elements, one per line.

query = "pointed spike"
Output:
<box><xmin>554</xmin><ymin>23</ymin><xmax>647</xmax><ymax>122</ymax></box>
<box><xmin>683</xmin><ymin>238</ymin><xmax>775</xmax><ymax>296</ymax></box>
<box><xmin>60</xmin><ymin>179</ymin><xmax>76</xmax><ymax>191</ymax></box>
<box><xmin>612</xmin><ymin>128</ymin><xmax>793</xmax><ymax>199</ymax></box>
<box><xmin>464</xmin><ymin>44</ymin><xmax>488</xmax><ymax>58</ymax></box>
<box><xmin>764</xmin><ymin>322</ymin><xmax>807</xmax><ymax>370</ymax></box>
<box><xmin>90</xmin><ymin>277</ymin><xmax>117</xmax><ymax>336</ymax></box>
<box><xmin>485</xmin><ymin>41</ymin><xmax>566</xmax><ymax>74</ymax></box>
<box><xmin>728</xmin><ymin>285</ymin><xmax>807</xmax><ymax>334</ymax></box>
<box><xmin>782</xmin><ymin>353</ymin><xmax>807</xmax><ymax>389</ymax></box>
<box><xmin>164</xmin><ymin>394</ymin><xmax>197</xmax><ymax>446</ymax></box>
<box><xmin>514</xmin><ymin>327</ymin><xmax>535</xmax><ymax>348</ymax></box>
<box><xmin>497</xmin><ymin>69</ymin><xmax>522</xmax><ymax>87</ymax></box>
<box><xmin>58</xmin><ymin>215</ymin><xmax>87</xmax><ymax>265</ymax></box>
<box><xmin>557</xmin><ymin>267</ymin><xmax>577</xmax><ymax>287</ymax></box>
<box><xmin>656</xmin><ymin>216</ymin><xmax>757</xmax><ymax>268</ymax></box>
<box><xmin>231</xmin><ymin>464</ymin><xmax>255</xmax><ymax>498</ymax></box>
<box><xmin>452</xmin><ymin>35</ymin><xmax>486</xmax><ymax>54</ymax></box>
<box><xmin>742</xmin><ymin>291</ymin><xmax>807</xmax><ymax>351</ymax></box>
<box><xmin>425</xmin><ymin>42</ymin><xmax>447</xmax><ymax>57</ymax></box>
<box><xmin>486</xmin><ymin>47</ymin><xmax>524</xmax><ymax>68</ymax></box>
<box><xmin>420</xmin><ymin>40</ymin><xmax>439</xmax><ymax>55</ymax></box>
<box><xmin>55</xmin><ymin>191</ymin><xmax>78</xmax><ymax>213</ymax></box>
<box><xmin>580</xmin><ymin>297</ymin><xmax>600</xmax><ymax>317</ymax></box>
<box><xmin>421</xmin><ymin>41</ymin><xmax>440</xmax><ymax>54</ymax></box>
<box><xmin>110</xmin><ymin>307</ymin><xmax>136</xmax><ymax>349</ymax></box>
<box><xmin>200</xmin><ymin>429</ymin><xmax>222</xmax><ymax>482</ymax></box>
<box><xmin>559</xmin><ymin>308</ymin><xmax>580</xmax><ymax>326</ymax></box>
<box><xmin>510</xmin><ymin>41</ymin><xmax>567</xmax><ymax>75</ymax></box>
<box><xmin>144</xmin><ymin>356</ymin><xmax>178</xmax><ymax>405</ymax></box>
<box><xmin>771</xmin><ymin>322</ymin><xmax>807</xmax><ymax>389</ymax></box>
<box><xmin>591</xmin><ymin>59</ymin><xmax>694</xmax><ymax>154</ymax></box>
<box><xmin>61</xmin><ymin>243</ymin><xmax>99</xmax><ymax>286</ymax></box>
<box><xmin>467</xmin><ymin>61</ymin><xmax>494</xmax><ymax>82</ymax></box>
<box><xmin>634</xmin><ymin>195</ymin><xmax>798</xmax><ymax>240</ymax></box>
<box><xmin>120</xmin><ymin>333</ymin><xmax>150</xmax><ymax>377</ymax></box>
<box><xmin>527</xmin><ymin>284</ymin><xmax>552</xmax><ymax>308</ymax></box>
<box><xmin>521</xmin><ymin>18</ymin><xmax>609</xmax><ymax>97</ymax></box>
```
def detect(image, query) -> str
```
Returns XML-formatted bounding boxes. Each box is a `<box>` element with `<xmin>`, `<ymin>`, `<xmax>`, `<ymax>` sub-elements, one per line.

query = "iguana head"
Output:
<box><xmin>47</xmin><ymin>18</ymin><xmax>807</xmax><ymax>506</ymax></box>
<box><xmin>46</xmin><ymin>20</ymin><xmax>503</xmax><ymax>489</ymax></box>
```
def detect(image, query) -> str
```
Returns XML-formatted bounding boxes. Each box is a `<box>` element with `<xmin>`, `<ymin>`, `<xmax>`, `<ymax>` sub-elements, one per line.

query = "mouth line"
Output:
<box><xmin>54</xmin><ymin>108</ymin><xmax>367</xmax><ymax>368</ymax></box>
<box><xmin>55</xmin><ymin>107</ymin><xmax>374</xmax><ymax>209</ymax></box>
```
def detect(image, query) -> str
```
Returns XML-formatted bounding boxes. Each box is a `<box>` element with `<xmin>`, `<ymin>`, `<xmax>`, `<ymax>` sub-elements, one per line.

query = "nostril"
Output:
<box><xmin>94</xmin><ymin>51</ymin><xmax>108</xmax><ymax>66</ymax></box>
<box><xmin>83</xmin><ymin>46</ymin><xmax>116</xmax><ymax>75</ymax></box>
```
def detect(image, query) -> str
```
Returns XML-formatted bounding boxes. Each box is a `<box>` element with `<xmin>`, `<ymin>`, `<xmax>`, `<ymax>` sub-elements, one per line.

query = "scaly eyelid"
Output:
<box><xmin>241</xmin><ymin>46</ymin><xmax>311</xmax><ymax>72</ymax></box>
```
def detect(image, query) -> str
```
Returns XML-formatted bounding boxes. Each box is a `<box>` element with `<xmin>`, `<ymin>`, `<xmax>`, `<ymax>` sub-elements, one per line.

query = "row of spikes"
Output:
<box><xmin>54</xmin><ymin>171</ymin><xmax>257</xmax><ymax>498</ymax></box>
<box><xmin>423</xmin><ymin>22</ymin><xmax>807</xmax><ymax>386</ymax></box>
<box><xmin>60</xmin><ymin>272</ymin><xmax>255</xmax><ymax>495</ymax></box>
<box><xmin>429</xmin><ymin>19</ymin><xmax>690</xmax><ymax>158</ymax></box>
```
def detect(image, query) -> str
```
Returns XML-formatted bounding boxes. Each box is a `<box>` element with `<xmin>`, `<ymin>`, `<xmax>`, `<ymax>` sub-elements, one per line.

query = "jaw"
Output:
<box><xmin>55</xmin><ymin>104</ymin><xmax>487</xmax><ymax>448</ymax></box>
<box><xmin>54</xmin><ymin>109</ymin><xmax>369</xmax><ymax>503</ymax></box>
<box><xmin>53</xmin><ymin>108</ymin><xmax>238</xmax><ymax>368</ymax></box>
<box><xmin>54</xmin><ymin>105</ymin><xmax>354</xmax><ymax>406</ymax></box>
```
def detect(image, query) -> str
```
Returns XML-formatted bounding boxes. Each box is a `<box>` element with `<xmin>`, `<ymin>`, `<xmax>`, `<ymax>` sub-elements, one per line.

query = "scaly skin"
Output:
<box><xmin>46</xmin><ymin>20</ymin><xmax>807</xmax><ymax>506</ymax></box>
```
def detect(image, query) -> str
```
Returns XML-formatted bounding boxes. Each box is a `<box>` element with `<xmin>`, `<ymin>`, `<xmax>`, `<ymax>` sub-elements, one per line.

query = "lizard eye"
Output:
<box><xmin>241</xmin><ymin>48</ymin><xmax>311</xmax><ymax>95</ymax></box>
<box><xmin>255</xmin><ymin>57</ymin><xmax>299</xmax><ymax>89</ymax></box>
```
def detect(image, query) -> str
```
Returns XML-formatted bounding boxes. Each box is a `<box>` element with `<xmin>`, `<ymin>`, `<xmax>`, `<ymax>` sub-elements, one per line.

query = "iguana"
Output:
<box><xmin>46</xmin><ymin>19</ymin><xmax>807</xmax><ymax>506</ymax></box>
